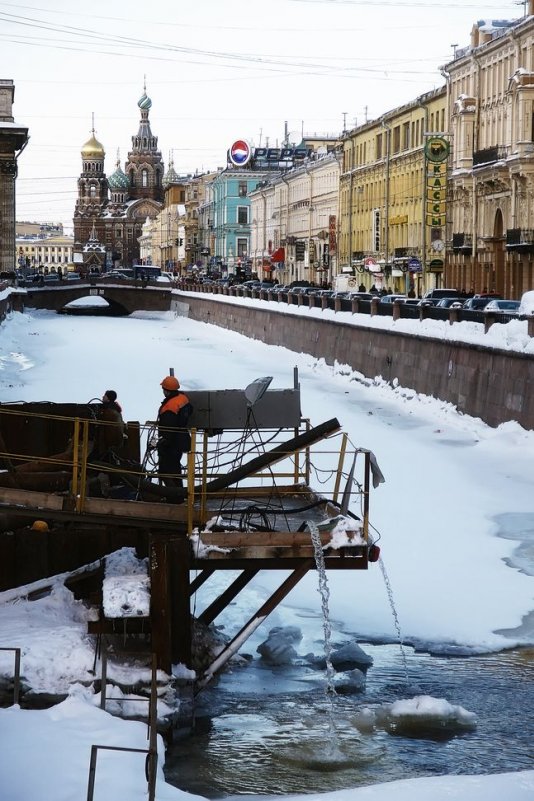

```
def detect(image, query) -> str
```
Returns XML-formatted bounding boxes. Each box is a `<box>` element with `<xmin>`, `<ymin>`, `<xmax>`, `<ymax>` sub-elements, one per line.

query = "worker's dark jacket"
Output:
<box><xmin>157</xmin><ymin>391</ymin><xmax>193</xmax><ymax>455</ymax></box>
<box><xmin>92</xmin><ymin>401</ymin><xmax>125</xmax><ymax>459</ymax></box>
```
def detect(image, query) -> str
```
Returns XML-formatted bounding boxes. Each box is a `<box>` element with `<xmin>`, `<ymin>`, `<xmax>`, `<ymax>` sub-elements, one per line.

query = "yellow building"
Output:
<box><xmin>339</xmin><ymin>87</ymin><xmax>447</xmax><ymax>295</ymax></box>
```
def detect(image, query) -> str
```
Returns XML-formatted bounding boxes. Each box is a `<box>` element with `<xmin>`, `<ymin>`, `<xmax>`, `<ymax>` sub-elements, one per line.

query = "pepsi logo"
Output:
<box><xmin>229</xmin><ymin>139</ymin><xmax>252</xmax><ymax>167</ymax></box>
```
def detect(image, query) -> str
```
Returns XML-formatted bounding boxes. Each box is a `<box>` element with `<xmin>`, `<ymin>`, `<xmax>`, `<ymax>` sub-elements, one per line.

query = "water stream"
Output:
<box><xmin>377</xmin><ymin>556</ymin><xmax>410</xmax><ymax>683</ymax></box>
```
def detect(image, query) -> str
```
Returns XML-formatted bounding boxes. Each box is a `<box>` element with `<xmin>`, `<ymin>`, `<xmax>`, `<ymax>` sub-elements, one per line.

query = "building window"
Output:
<box><xmin>392</xmin><ymin>126</ymin><xmax>401</xmax><ymax>153</ymax></box>
<box><xmin>142</xmin><ymin>169</ymin><xmax>148</xmax><ymax>188</ymax></box>
<box><xmin>90</xmin><ymin>186</ymin><xmax>96</xmax><ymax>198</ymax></box>
<box><xmin>237</xmin><ymin>238</ymin><xmax>248</xmax><ymax>257</ymax></box>
<box><xmin>238</xmin><ymin>181</ymin><xmax>247</xmax><ymax>197</ymax></box>
<box><xmin>237</xmin><ymin>206</ymin><xmax>249</xmax><ymax>225</ymax></box>
<box><xmin>402</xmin><ymin>122</ymin><xmax>410</xmax><ymax>150</ymax></box>
<box><xmin>376</xmin><ymin>133</ymin><xmax>382</xmax><ymax>159</ymax></box>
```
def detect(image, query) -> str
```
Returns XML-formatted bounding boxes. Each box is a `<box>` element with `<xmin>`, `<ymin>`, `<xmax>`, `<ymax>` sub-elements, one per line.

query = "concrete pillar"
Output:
<box><xmin>392</xmin><ymin>300</ymin><xmax>401</xmax><ymax>321</ymax></box>
<box><xmin>351</xmin><ymin>298</ymin><xmax>359</xmax><ymax>314</ymax></box>
<box><xmin>0</xmin><ymin>80</ymin><xmax>29</xmax><ymax>273</ymax></box>
<box><xmin>370</xmin><ymin>297</ymin><xmax>379</xmax><ymax>316</ymax></box>
<box><xmin>334</xmin><ymin>297</ymin><xmax>342</xmax><ymax>313</ymax></box>
<box><xmin>484</xmin><ymin>312</ymin><xmax>495</xmax><ymax>334</ymax></box>
<box><xmin>449</xmin><ymin>308</ymin><xmax>461</xmax><ymax>326</ymax></box>
<box><xmin>322</xmin><ymin>295</ymin><xmax>328</xmax><ymax>311</ymax></box>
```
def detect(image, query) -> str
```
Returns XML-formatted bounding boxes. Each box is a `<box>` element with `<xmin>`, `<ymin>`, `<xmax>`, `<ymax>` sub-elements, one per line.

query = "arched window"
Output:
<box><xmin>90</xmin><ymin>186</ymin><xmax>96</xmax><ymax>198</ymax></box>
<box><xmin>142</xmin><ymin>169</ymin><xmax>148</xmax><ymax>188</ymax></box>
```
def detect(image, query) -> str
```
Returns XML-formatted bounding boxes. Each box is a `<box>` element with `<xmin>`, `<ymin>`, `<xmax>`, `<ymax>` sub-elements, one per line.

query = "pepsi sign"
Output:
<box><xmin>228</xmin><ymin>140</ymin><xmax>252</xmax><ymax>167</ymax></box>
<box><xmin>253</xmin><ymin>147</ymin><xmax>311</xmax><ymax>161</ymax></box>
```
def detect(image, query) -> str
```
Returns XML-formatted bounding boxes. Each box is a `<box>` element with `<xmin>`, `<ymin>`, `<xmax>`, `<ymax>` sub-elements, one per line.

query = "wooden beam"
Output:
<box><xmin>197</xmin><ymin>569</ymin><xmax>259</xmax><ymax>626</ymax></box>
<box><xmin>88</xmin><ymin>618</ymin><xmax>150</xmax><ymax>635</ymax></box>
<box><xmin>149</xmin><ymin>535</ymin><xmax>172</xmax><ymax>673</ymax></box>
<box><xmin>196</xmin><ymin>560</ymin><xmax>313</xmax><ymax>690</ymax></box>
<box><xmin>192</xmin><ymin>556</ymin><xmax>369</xmax><ymax>570</ymax></box>
<box><xmin>0</xmin><ymin>486</ymin><xmax>64</xmax><ymax>510</ymax></box>
<box><xmin>196</xmin><ymin>530</ymin><xmax>361</xmax><ymax>547</ymax></box>
<box><xmin>189</xmin><ymin>569</ymin><xmax>215</xmax><ymax>595</ymax></box>
<box><xmin>170</xmin><ymin>535</ymin><xmax>192</xmax><ymax>668</ymax></box>
<box><xmin>193</xmin><ymin>545</ymin><xmax>367</xmax><ymax>560</ymax></box>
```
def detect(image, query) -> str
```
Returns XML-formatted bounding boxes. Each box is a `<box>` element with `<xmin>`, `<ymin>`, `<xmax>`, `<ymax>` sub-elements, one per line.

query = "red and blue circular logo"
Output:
<box><xmin>228</xmin><ymin>139</ymin><xmax>252</xmax><ymax>167</ymax></box>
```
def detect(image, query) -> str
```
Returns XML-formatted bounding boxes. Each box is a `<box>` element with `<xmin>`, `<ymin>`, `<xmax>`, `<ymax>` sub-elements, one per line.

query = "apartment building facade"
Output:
<box><xmin>338</xmin><ymin>87</ymin><xmax>448</xmax><ymax>295</ymax></box>
<box><xmin>445</xmin><ymin>4</ymin><xmax>534</xmax><ymax>297</ymax></box>
<box><xmin>250</xmin><ymin>151</ymin><xmax>340</xmax><ymax>286</ymax></box>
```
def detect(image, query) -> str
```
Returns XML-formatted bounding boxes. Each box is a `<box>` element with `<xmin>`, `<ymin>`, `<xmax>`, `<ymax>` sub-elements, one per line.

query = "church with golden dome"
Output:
<box><xmin>73</xmin><ymin>87</ymin><xmax>165</xmax><ymax>270</ymax></box>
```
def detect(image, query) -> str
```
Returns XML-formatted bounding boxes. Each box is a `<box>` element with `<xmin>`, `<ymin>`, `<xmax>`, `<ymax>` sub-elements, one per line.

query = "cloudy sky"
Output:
<box><xmin>2</xmin><ymin>0</ymin><xmax>521</xmax><ymax>231</ymax></box>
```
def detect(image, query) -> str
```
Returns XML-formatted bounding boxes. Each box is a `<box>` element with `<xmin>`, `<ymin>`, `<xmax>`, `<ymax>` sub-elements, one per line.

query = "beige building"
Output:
<box><xmin>339</xmin><ymin>87</ymin><xmax>447</xmax><ymax>295</ymax></box>
<box><xmin>250</xmin><ymin>152</ymin><xmax>341</xmax><ymax>286</ymax></box>
<box><xmin>444</xmin><ymin>4</ymin><xmax>534</xmax><ymax>298</ymax></box>
<box><xmin>16</xmin><ymin>233</ymin><xmax>74</xmax><ymax>272</ymax></box>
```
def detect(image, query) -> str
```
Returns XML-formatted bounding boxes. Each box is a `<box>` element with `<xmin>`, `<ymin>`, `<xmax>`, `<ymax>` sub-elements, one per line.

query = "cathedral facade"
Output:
<box><xmin>73</xmin><ymin>89</ymin><xmax>164</xmax><ymax>270</ymax></box>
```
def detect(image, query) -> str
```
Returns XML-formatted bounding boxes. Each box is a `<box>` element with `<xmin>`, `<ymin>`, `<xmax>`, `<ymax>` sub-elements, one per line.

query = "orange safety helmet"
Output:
<box><xmin>161</xmin><ymin>375</ymin><xmax>180</xmax><ymax>391</ymax></box>
<box><xmin>31</xmin><ymin>520</ymin><xmax>49</xmax><ymax>532</ymax></box>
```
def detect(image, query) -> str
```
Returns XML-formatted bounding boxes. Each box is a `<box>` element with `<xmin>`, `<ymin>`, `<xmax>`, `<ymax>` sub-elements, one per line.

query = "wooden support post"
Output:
<box><xmin>198</xmin><ymin>569</ymin><xmax>259</xmax><ymax>625</ymax></box>
<box><xmin>170</xmin><ymin>534</ymin><xmax>192</xmax><ymax>667</ymax></box>
<box><xmin>149</xmin><ymin>535</ymin><xmax>172</xmax><ymax>673</ymax></box>
<box><xmin>189</xmin><ymin>568</ymin><xmax>215</xmax><ymax>595</ymax></box>
<box><xmin>196</xmin><ymin>560</ymin><xmax>313</xmax><ymax>689</ymax></box>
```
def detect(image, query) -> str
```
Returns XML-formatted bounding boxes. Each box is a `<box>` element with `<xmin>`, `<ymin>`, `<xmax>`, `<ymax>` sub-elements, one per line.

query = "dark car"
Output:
<box><xmin>436</xmin><ymin>297</ymin><xmax>464</xmax><ymax>309</ymax></box>
<box><xmin>379</xmin><ymin>294</ymin><xmax>407</xmax><ymax>304</ymax></box>
<box><xmin>101</xmin><ymin>270</ymin><xmax>128</xmax><ymax>280</ymax></box>
<box><xmin>463</xmin><ymin>294</ymin><xmax>503</xmax><ymax>311</ymax></box>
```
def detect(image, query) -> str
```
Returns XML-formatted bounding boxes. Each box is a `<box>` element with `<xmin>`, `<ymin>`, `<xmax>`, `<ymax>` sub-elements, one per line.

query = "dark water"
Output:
<box><xmin>164</xmin><ymin>644</ymin><xmax>534</xmax><ymax>798</ymax></box>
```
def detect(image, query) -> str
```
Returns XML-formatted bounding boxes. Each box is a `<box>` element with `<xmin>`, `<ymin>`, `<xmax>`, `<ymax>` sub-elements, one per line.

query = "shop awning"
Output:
<box><xmin>271</xmin><ymin>247</ymin><xmax>285</xmax><ymax>263</ymax></box>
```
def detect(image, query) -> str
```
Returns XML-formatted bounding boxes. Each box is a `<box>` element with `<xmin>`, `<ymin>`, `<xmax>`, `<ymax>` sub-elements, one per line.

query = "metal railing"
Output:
<box><xmin>86</xmin><ymin>648</ymin><xmax>159</xmax><ymax>800</ymax></box>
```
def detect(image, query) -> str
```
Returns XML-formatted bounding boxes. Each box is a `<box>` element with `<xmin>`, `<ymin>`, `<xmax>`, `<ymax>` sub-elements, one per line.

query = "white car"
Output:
<box><xmin>485</xmin><ymin>299</ymin><xmax>521</xmax><ymax>315</ymax></box>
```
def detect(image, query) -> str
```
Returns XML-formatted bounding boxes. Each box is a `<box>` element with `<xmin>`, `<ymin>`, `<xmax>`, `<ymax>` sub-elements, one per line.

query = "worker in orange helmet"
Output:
<box><xmin>157</xmin><ymin>376</ymin><xmax>193</xmax><ymax>487</ymax></box>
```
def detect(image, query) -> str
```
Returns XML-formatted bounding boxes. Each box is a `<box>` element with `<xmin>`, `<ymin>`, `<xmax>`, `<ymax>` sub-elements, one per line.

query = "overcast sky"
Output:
<box><xmin>3</xmin><ymin>0</ymin><xmax>521</xmax><ymax>231</ymax></box>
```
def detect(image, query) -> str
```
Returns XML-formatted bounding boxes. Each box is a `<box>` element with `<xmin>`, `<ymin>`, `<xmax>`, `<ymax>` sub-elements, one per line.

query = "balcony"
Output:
<box><xmin>472</xmin><ymin>146</ymin><xmax>509</xmax><ymax>167</ymax></box>
<box><xmin>452</xmin><ymin>233</ymin><xmax>473</xmax><ymax>255</ymax></box>
<box><xmin>506</xmin><ymin>228</ymin><xmax>534</xmax><ymax>253</ymax></box>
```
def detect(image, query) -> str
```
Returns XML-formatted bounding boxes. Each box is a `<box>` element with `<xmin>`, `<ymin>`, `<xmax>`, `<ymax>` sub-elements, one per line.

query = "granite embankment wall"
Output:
<box><xmin>180</xmin><ymin>293</ymin><xmax>534</xmax><ymax>430</ymax></box>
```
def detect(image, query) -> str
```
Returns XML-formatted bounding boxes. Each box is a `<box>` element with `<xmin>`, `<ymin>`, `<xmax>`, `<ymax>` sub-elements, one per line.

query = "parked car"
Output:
<box><xmin>484</xmin><ymin>299</ymin><xmax>521</xmax><ymax>315</ymax></box>
<box><xmin>349</xmin><ymin>292</ymin><xmax>376</xmax><ymax>301</ymax></box>
<box><xmin>423</xmin><ymin>288</ymin><xmax>463</xmax><ymax>300</ymax></box>
<box><xmin>436</xmin><ymin>297</ymin><xmax>464</xmax><ymax>309</ymax></box>
<box><xmin>379</xmin><ymin>294</ymin><xmax>407</xmax><ymax>304</ymax></box>
<box><xmin>101</xmin><ymin>270</ymin><xmax>129</xmax><ymax>280</ymax></box>
<box><xmin>43</xmin><ymin>273</ymin><xmax>59</xmax><ymax>283</ymax></box>
<box><xmin>462</xmin><ymin>294</ymin><xmax>502</xmax><ymax>311</ymax></box>
<box><xmin>65</xmin><ymin>272</ymin><xmax>81</xmax><ymax>281</ymax></box>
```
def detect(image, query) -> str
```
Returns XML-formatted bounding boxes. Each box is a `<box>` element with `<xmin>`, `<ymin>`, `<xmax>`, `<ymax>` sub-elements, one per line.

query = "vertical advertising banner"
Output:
<box><xmin>424</xmin><ymin>136</ymin><xmax>449</xmax><ymax>229</ymax></box>
<box><xmin>329</xmin><ymin>215</ymin><xmax>337</xmax><ymax>254</ymax></box>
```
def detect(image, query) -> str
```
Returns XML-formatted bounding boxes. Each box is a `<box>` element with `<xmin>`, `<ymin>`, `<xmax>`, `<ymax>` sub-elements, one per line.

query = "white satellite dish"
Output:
<box><xmin>245</xmin><ymin>376</ymin><xmax>273</xmax><ymax>408</ymax></box>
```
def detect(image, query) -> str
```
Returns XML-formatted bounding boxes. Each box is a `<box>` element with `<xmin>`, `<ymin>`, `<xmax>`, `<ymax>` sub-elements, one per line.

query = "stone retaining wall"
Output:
<box><xmin>181</xmin><ymin>293</ymin><xmax>534</xmax><ymax>430</ymax></box>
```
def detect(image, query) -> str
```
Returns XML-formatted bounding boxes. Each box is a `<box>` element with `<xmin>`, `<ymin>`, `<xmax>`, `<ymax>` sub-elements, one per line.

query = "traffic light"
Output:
<box><xmin>295</xmin><ymin>240</ymin><xmax>305</xmax><ymax>261</ymax></box>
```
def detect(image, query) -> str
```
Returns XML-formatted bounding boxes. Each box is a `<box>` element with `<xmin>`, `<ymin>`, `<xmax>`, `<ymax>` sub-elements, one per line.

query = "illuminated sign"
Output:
<box><xmin>227</xmin><ymin>142</ymin><xmax>312</xmax><ymax>169</ymax></box>
<box><xmin>425</xmin><ymin>161</ymin><xmax>447</xmax><ymax>227</ymax></box>
<box><xmin>424</xmin><ymin>136</ymin><xmax>450</xmax><ymax>163</ymax></box>
<box><xmin>228</xmin><ymin>140</ymin><xmax>252</xmax><ymax>167</ymax></box>
<box><xmin>329</xmin><ymin>215</ymin><xmax>337</xmax><ymax>254</ymax></box>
